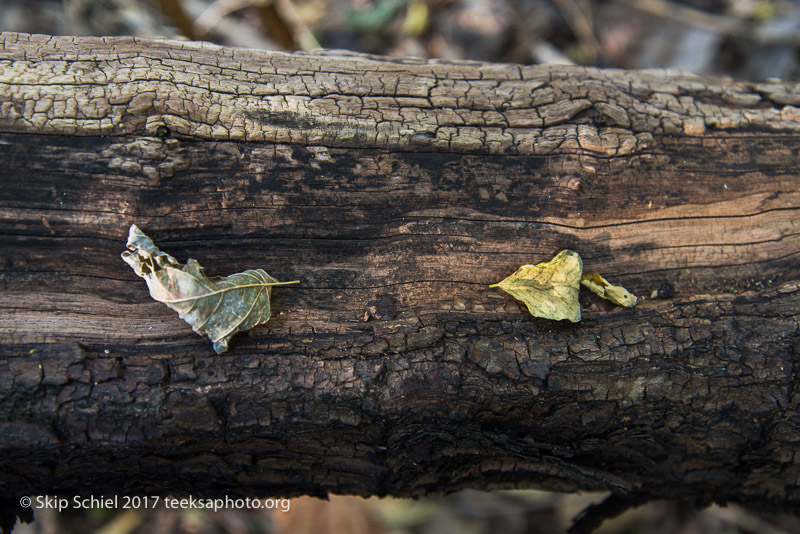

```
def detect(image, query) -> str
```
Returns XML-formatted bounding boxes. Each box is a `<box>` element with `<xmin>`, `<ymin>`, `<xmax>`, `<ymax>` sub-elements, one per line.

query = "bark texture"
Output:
<box><xmin>1</xmin><ymin>32</ymin><xmax>799</xmax><ymax>520</ymax></box>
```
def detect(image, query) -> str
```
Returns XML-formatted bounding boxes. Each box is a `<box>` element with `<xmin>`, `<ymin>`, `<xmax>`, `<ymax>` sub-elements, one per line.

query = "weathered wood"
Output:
<box><xmin>1</xmin><ymin>31</ymin><xmax>799</xmax><ymax>526</ymax></box>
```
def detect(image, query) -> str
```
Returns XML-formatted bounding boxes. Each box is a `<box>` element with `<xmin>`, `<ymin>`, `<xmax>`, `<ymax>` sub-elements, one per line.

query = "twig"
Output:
<box><xmin>195</xmin><ymin>0</ymin><xmax>320</xmax><ymax>51</ymax></box>
<box><xmin>569</xmin><ymin>494</ymin><xmax>649</xmax><ymax>534</ymax></box>
<box><xmin>156</xmin><ymin>0</ymin><xmax>198</xmax><ymax>40</ymax></box>
<box><xmin>273</xmin><ymin>0</ymin><xmax>322</xmax><ymax>51</ymax></box>
<box><xmin>195</xmin><ymin>0</ymin><xmax>255</xmax><ymax>37</ymax></box>
<box><xmin>552</xmin><ymin>0</ymin><xmax>602</xmax><ymax>64</ymax></box>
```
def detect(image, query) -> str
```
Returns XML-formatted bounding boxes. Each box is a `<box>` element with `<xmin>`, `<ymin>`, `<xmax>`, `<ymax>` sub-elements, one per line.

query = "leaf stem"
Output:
<box><xmin>155</xmin><ymin>280</ymin><xmax>300</xmax><ymax>304</ymax></box>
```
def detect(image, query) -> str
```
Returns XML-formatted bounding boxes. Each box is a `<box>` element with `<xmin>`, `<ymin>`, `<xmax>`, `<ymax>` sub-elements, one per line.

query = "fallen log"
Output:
<box><xmin>0</xmin><ymin>31</ymin><xmax>799</xmax><ymax>532</ymax></box>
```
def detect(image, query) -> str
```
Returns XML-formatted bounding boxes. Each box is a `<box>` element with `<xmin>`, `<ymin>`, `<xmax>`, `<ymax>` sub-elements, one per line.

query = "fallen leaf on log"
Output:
<box><xmin>491</xmin><ymin>250</ymin><xmax>639</xmax><ymax>321</ymax></box>
<box><xmin>490</xmin><ymin>249</ymin><xmax>583</xmax><ymax>322</ymax></box>
<box><xmin>121</xmin><ymin>224</ymin><xmax>298</xmax><ymax>353</ymax></box>
<box><xmin>581</xmin><ymin>272</ymin><xmax>638</xmax><ymax>307</ymax></box>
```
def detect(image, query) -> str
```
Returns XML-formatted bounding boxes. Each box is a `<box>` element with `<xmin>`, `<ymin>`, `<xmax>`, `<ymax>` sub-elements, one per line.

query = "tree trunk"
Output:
<box><xmin>1</xmin><ymin>31</ymin><xmax>799</xmax><ymax>528</ymax></box>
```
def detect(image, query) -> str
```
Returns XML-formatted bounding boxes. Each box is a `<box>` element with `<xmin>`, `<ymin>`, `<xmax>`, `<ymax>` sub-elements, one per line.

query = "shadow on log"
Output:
<box><xmin>0</xmin><ymin>31</ymin><xmax>799</xmax><ymax>531</ymax></box>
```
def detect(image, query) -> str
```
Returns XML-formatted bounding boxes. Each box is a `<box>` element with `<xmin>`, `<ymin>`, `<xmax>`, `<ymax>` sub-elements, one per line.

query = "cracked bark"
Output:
<box><xmin>1</xmin><ymin>32</ymin><xmax>799</xmax><ymax>526</ymax></box>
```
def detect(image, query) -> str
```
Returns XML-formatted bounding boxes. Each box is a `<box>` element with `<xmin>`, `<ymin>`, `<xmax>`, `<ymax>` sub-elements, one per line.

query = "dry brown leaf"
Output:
<box><xmin>581</xmin><ymin>273</ymin><xmax>638</xmax><ymax>307</ymax></box>
<box><xmin>121</xmin><ymin>225</ymin><xmax>298</xmax><ymax>353</ymax></box>
<box><xmin>490</xmin><ymin>249</ymin><xmax>583</xmax><ymax>322</ymax></box>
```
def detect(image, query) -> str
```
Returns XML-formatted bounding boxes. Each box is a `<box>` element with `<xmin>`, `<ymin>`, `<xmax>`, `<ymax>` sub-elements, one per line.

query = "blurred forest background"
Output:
<box><xmin>2</xmin><ymin>0</ymin><xmax>800</xmax><ymax>78</ymax></box>
<box><xmin>4</xmin><ymin>0</ymin><xmax>800</xmax><ymax>532</ymax></box>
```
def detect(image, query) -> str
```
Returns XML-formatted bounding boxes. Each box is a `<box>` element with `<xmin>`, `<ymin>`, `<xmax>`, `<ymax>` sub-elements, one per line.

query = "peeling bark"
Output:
<box><xmin>1</xmin><ymin>32</ymin><xmax>799</xmax><ymax>525</ymax></box>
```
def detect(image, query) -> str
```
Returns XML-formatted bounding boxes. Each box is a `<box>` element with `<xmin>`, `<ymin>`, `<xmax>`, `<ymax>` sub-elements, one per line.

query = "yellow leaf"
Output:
<box><xmin>122</xmin><ymin>225</ymin><xmax>298</xmax><ymax>353</ymax></box>
<box><xmin>490</xmin><ymin>250</ymin><xmax>582</xmax><ymax>322</ymax></box>
<box><xmin>581</xmin><ymin>272</ymin><xmax>637</xmax><ymax>307</ymax></box>
<box><xmin>403</xmin><ymin>0</ymin><xmax>429</xmax><ymax>36</ymax></box>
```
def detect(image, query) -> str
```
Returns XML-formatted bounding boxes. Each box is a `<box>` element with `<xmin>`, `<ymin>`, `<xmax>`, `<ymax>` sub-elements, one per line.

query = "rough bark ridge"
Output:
<box><xmin>1</xmin><ymin>32</ymin><xmax>799</xmax><ymax>524</ymax></box>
